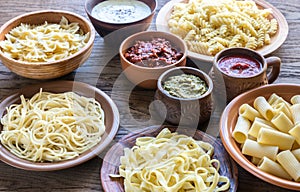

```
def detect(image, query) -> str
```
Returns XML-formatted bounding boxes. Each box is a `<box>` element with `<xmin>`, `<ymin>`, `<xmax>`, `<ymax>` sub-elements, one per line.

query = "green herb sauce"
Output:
<box><xmin>163</xmin><ymin>74</ymin><xmax>208</xmax><ymax>98</ymax></box>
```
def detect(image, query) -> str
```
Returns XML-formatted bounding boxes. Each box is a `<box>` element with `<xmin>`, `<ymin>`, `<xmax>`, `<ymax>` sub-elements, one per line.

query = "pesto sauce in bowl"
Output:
<box><xmin>163</xmin><ymin>74</ymin><xmax>208</xmax><ymax>99</ymax></box>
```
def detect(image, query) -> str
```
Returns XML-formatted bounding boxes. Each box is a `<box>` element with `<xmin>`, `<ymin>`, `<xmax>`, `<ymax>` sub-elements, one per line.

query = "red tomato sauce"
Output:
<box><xmin>217</xmin><ymin>55</ymin><xmax>262</xmax><ymax>77</ymax></box>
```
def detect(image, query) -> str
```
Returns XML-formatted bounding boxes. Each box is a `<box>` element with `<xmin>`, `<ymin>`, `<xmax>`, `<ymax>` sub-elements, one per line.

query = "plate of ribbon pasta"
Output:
<box><xmin>220</xmin><ymin>83</ymin><xmax>300</xmax><ymax>190</ymax></box>
<box><xmin>101</xmin><ymin>125</ymin><xmax>238</xmax><ymax>192</ymax></box>
<box><xmin>0</xmin><ymin>81</ymin><xmax>119</xmax><ymax>171</ymax></box>
<box><xmin>156</xmin><ymin>0</ymin><xmax>288</xmax><ymax>63</ymax></box>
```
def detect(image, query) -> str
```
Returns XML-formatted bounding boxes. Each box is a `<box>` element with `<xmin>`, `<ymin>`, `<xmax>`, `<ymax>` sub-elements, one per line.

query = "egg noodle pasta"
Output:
<box><xmin>0</xmin><ymin>16</ymin><xmax>90</xmax><ymax>62</ymax></box>
<box><xmin>168</xmin><ymin>0</ymin><xmax>278</xmax><ymax>55</ymax></box>
<box><xmin>0</xmin><ymin>89</ymin><xmax>105</xmax><ymax>162</ymax></box>
<box><xmin>113</xmin><ymin>128</ymin><xmax>230</xmax><ymax>192</ymax></box>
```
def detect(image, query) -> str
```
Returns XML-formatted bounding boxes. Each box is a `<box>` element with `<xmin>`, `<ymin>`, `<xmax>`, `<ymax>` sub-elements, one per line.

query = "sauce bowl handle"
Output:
<box><xmin>266</xmin><ymin>56</ymin><xmax>281</xmax><ymax>84</ymax></box>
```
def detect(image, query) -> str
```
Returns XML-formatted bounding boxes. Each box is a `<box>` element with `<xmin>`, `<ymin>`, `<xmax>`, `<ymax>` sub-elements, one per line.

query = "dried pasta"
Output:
<box><xmin>0</xmin><ymin>90</ymin><xmax>105</xmax><ymax>162</ymax></box>
<box><xmin>114</xmin><ymin>128</ymin><xmax>230</xmax><ymax>191</ymax></box>
<box><xmin>232</xmin><ymin>93</ymin><xmax>300</xmax><ymax>182</ymax></box>
<box><xmin>0</xmin><ymin>17</ymin><xmax>90</xmax><ymax>62</ymax></box>
<box><xmin>168</xmin><ymin>0</ymin><xmax>278</xmax><ymax>55</ymax></box>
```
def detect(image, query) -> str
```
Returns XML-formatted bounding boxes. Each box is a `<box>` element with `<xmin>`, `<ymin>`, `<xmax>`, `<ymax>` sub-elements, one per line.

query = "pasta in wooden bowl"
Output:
<box><xmin>0</xmin><ymin>10</ymin><xmax>95</xmax><ymax>79</ymax></box>
<box><xmin>101</xmin><ymin>125</ymin><xmax>238</xmax><ymax>192</ymax></box>
<box><xmin>0</xmin><ymin>81</ymin><xmax>119</xmax><ymax>171</ymax></box>
<box><xmin>220</xmin><ymin>84</ymin><xmax>300</xmax><ymax>190</ymax></box>
<box><xmin>156</xmin><ymin>0</ymin><xmax>288</xmax><ymax>62</ymax></box>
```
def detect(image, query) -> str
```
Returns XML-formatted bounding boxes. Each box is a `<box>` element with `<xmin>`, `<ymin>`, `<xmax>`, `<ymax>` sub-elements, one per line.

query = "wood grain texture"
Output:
<box><xmin>0</xmin><ymin>0</ymin><xmax>299</xmax><ymax>191</ymax></box>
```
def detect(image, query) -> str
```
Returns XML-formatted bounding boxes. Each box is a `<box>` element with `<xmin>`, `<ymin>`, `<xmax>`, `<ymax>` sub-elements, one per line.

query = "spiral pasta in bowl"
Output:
<box><xmin>101</xmin><ymin>125</ymin><xmax>238</xmax><ymax>192</ymax></box>
<box><xmin>0</xmin><ymin>81</ymin><xmax>119</xmax><ymax>171</ymax></box>
<box><xmin>0</xmin><ymin>10</ymin><xmax>95</xmax><ymax>79</ymax></box>
<box><xmin>156</xmin><ymin>0</ymin><xmax>288</xmax><ymax>62</ymax></box>
<box><xmin>220</xmin><ymin>84</ymin><xmax>300</xmax><ymax>190</ymax></box>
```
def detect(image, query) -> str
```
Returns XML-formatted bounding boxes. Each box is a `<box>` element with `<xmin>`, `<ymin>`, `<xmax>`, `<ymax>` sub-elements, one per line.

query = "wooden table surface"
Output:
<box><xmin>0</xmin><ymin>0</ymin><xmax>299</xmax><ymax>191</ymax></box>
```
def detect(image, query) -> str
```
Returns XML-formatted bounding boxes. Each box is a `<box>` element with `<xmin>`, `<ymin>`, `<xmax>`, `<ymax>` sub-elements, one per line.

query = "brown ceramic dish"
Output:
<box><xmin>101</xmin><ymin>125</ymin><xmax>238</xmax><ymax>192</ymax></box>
<box><xmin>156</xmin><ymin>0</ymin><xmax>288</xmax><ymax>62</ymax></box>
<box><xmin>0</xmin><ymin>81</ymin><xmax>119</xmax><ymax>171</ymax></box>
<box><xmin>119</xmin><ymin>31</ymin><xmax>187</xmax><ymax>89</ymax></box>
<box><xmin>154</xmin><ymin>66</ymin><xmax>213</xmax><ymax>126</ymax></box>
<box><xmin>220</xmin><ymin>83</ymin><xmax>300</xmax><ymax>190</ymax></box>
<box><xmin>0</xmin><ymin>10</ymin><xmax>95</xmax><ymax>79</ymax></box>
<box><xmin>85</xmin><ymin>0</ymin><xmax>157</xmax><ymax>37</ymax></box>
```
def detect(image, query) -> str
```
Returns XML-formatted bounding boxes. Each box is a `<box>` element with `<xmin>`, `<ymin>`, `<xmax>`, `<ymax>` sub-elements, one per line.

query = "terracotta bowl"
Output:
<box><xmin>0</xmin><ymin>10</ymin><xmax>95</xmax><ymax>79</ymax></box>
<box><xmin>0</xmin><ymin>81</ymin><xmax>119</xmax><ymax>171</ymax></box>
<box><xmin>154</xmin><ymin>66</ymin><xmax>213</xmax><ymax>126</ymax></box>
<box><xmin>85</xmin><ymin>0</ymin><xmax>157</xmax><ymax>37</ymax></box>
<box><xmin>119</xmin><ymin>31</ymin><xmax>187</xmax><ymax>89</ymax></box>
<box><xmin>220</xmin><ymin>83</ymin><xmax>300</xmax><ymax>190</ymax></box>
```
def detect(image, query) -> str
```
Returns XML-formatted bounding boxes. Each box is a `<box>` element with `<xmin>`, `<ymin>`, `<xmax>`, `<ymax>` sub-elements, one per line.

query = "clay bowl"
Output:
<box><xmin>0</xmin><ymin>81</ymin><xmax>119</xmax><ymax>171</ymax></box>
<box><xmin>154</xmin><ymin>66</ymin><xmax>213</xmax><ymax>126</ymax></box>
<box><xmin>85</xmin><ymin>0</ymin><xmax>157</xmax><ymax>37</ymax></box>
<box><xmin>0</xmin><ymin>10</ymin><xmax>95</xmax><ymax>79</ymax></box>
<box><xmin>119</xmin><ymin>31</ymin><xmax>187</xmax><ymax>89</ymax></box>
<box><xmin>220</xmin><ymin>83</ymin><xmax>300</xmax><ymax>190</ymax></box>
<box><xmin>101</xmin><ymin>125</ymin><xmax>238</xmax><ymax>192</ymax></box>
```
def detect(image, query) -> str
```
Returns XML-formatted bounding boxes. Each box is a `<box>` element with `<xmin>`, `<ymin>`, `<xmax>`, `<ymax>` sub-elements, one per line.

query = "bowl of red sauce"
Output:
<box><xmin>119</xmin><ymin>31</ymin><xmax>187</xmax><ymax>89</ymax></box>
<box><xmin>210</xmin><ymin>47</ymin><xmax>281</xmax><ymax>102</ymax></box>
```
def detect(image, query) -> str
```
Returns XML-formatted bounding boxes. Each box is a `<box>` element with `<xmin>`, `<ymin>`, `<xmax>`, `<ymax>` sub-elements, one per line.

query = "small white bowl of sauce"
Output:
<box><xmin>85</xmin><ymin>0</ymin><xmax>157</xmax><ymax>37</ymax></box>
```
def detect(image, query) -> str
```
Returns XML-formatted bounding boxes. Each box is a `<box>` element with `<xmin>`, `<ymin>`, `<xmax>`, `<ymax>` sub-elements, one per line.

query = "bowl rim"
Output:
<box><xmin>157</xmin><ymin>66</ymin><xmax>213</xmax><ymax>101</ymax></box>
<box><xmin>0</xmin><ymin>80</ymin><xmax>120</xmax><ymax>171</ymax></box>
<box><xmin>0</xmin><ymin>9</ymin><xmax>96</xmax><ymax>66</ymax></box>
<box><xmin>84</xmin><ymin>0</ymin><xmax>158</xmax><ymax>25</ymax></box>
<box><xmin>219</xmin><ymin>83</ymin><xmax>300</xmax><ymax>190</ymax></box>
<box><xmin>119</xmin><ymin>30</ymin><xmax>188</xmax><ymax>71</ymax></box>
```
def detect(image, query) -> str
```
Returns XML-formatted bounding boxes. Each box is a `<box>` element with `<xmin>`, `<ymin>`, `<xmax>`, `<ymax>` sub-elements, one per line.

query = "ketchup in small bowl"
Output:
<box><xmin>218</xmin><ymin>55</ymin><xmax>262</xmax><ymax>77</ymax></box>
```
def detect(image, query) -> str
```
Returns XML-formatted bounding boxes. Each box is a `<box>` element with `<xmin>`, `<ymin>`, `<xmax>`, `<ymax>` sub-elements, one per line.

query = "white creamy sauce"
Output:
<box><xmin>91</xmin><ymin>0</ymin><xmax>151</xmax><ymax>24</ymax></box>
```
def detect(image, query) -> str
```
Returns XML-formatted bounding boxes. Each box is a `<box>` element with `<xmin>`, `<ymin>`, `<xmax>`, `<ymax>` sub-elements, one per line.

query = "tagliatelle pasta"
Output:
<box><xmin>0</xmin><ymin>90</ymin><xmax>105</xmax><ymax>162</ymax></box>
<box><xmin>168</xmin><ymin>0</ymin><xmax>278</xmax><ymax>55</ymax></box>
<box><xmin>114</xmin><ymin>128</ymin><xmax>230</xmax><ymax>191</ymax></box>
<box><xmin>0</xmin><ymin>17</ymin><xmax>90</xmax><ymax>62</ymax></box>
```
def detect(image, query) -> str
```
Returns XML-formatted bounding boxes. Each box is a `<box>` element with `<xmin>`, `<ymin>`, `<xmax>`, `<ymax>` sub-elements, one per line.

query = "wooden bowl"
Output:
<box><xmin>220</xmin><ymin>83</ymin><xmax>300</xmax><ymax>190</ymax></box>
<box><xmin>154</xmin><ymin>66</ymin><xmax>213</xmax><ymax>125</ymax></box>
<box><xmin>0</xmin><ymin>10</ymin><xmax>95</xmax><ymax>79</ymax></box>
<box><xmin>0</xmin><ymin>81</ymin><xmax>119</xmax><ymax>171</ymax></box>
<box><xmin>119</xmin><ymin>31</ymin><xmax>187</xmax><ymax>89</ymax></box>
<box><xmin>156</xmin><ymin>0</ymin><xmax>288</xmax><ymax>63</ymax></box>
<box><xmin>101</xmin><ymin>125</ymin><xmax>238</xmax><ymax>192</ymax></box>
<box><xmin>85</xmin><ymin>0</ymin><xmax>157</xmax><ymax>37</ymax></box>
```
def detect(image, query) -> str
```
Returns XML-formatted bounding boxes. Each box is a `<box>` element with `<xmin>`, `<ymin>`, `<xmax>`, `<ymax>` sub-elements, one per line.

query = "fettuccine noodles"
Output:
<box><xmin>116</xmin><ymin>128</ymin><xmax>230</xmax><ymax>192</ymax></box>
<box><xmin>0</xmin><ymin>90</ymin><xmax>105</xmax><ymax>162</ymax></box>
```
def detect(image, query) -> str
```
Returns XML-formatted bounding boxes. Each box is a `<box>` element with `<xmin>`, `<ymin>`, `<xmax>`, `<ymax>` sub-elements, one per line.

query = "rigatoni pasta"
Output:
<box><xmin>276</xmin><ymin>150</ymin><xmax>300</xmax><ymax>181</ymax></box>
<box><xmin>232</xmin><ymin>93</ymin><xmax>300</xmax><ymax>182</ymax></box>
<box><xmin>232</xmin><ymin>116</ymin><xmax>251</xmax><ymax>143</ymax></box>
<box><xmin>258</xmin><ymin>157</ymin><xmax>292</xmax><ymax>180</ymax></box>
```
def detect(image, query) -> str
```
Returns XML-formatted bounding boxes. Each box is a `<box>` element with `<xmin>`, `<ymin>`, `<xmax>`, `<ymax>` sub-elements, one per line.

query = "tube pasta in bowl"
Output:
<box><xmin>106</xmin><ymin>127</ymin><xmax>233</xmax><ymax>192</ymax></box>
<box><xmin>231</xmin><ymin>93</ymin><xmax>300</xmax><ymax>182</ymax></box>
<box><xmin>0</xmin><ymin>89</ymin><xmax>105</xmax><ymax>162</ymax></box>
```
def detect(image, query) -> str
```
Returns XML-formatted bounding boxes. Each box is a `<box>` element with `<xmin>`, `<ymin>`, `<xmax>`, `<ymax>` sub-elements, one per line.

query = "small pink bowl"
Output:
<box><xmin>220</xmin><ymin>83</ymin><xmax>300</xmax><ymax>190</ymax></box>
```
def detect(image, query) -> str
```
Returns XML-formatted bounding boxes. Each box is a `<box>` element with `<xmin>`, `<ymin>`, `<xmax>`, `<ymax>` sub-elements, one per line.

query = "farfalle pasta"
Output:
<box><xmin>168</xmin><ymin>0</ymin><xmax>278</xmax><ymax>55</ymax></box>
<box><xmin>0</xmin><ymin>17</ymin><xmax>90</xmax><ymax>62</ymax></box>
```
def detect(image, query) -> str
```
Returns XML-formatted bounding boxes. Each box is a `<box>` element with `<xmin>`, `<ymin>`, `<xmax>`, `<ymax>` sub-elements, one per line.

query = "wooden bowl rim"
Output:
<box><xmin>0</xmin><ymin>9</ymin><xmax>95</xmax><ymax>66</ymax></box>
